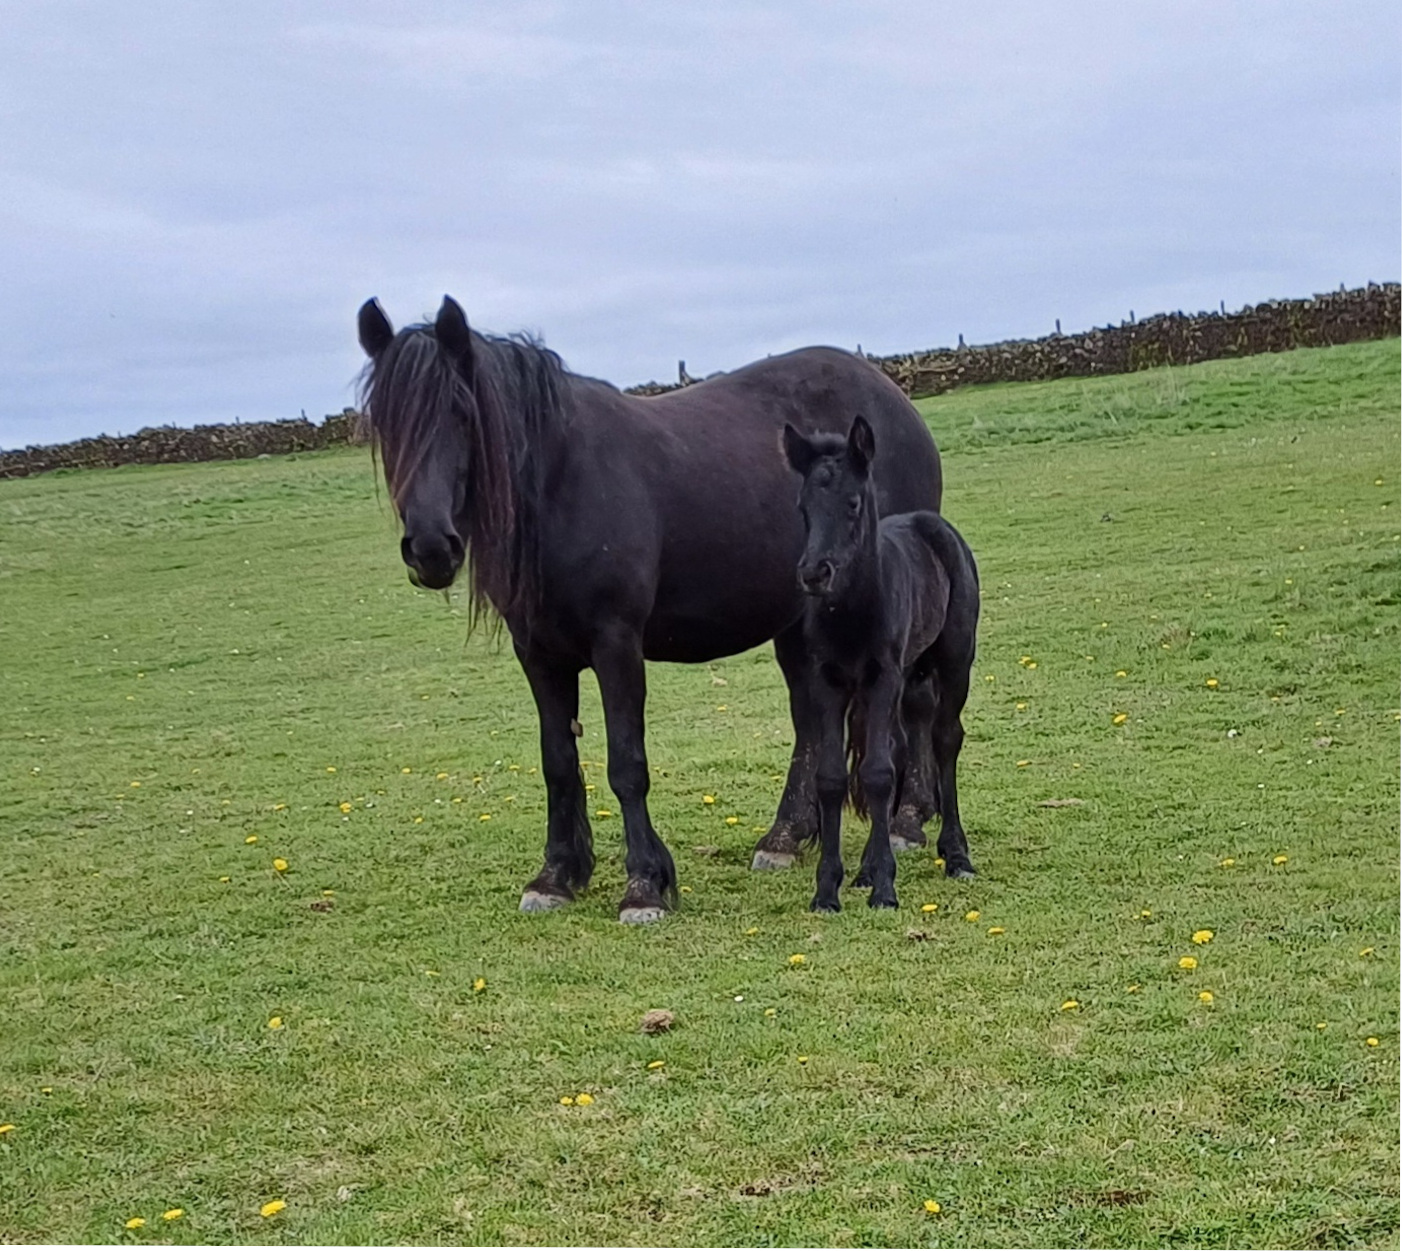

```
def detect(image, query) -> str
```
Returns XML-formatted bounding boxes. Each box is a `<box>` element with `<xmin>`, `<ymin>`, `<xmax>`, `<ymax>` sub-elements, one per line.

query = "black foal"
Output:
<box><xmin>782</xmin><ymin>416</ymin><xmax>980</xmax><ymax>912</ymax></box>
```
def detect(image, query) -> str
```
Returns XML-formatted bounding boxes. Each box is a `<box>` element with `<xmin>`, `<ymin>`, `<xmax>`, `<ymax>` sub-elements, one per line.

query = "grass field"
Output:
<box><xmin>1</xmin><ymin>339</ymin><xmax>1398</xmax><ymax>1247</ymax></box>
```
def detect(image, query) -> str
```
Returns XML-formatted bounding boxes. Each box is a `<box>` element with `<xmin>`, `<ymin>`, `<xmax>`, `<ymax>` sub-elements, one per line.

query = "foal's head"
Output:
<box><xmin>782</xmin><ymin>415</ymin><xmax>878</xmax><ymax>598</ymax></box>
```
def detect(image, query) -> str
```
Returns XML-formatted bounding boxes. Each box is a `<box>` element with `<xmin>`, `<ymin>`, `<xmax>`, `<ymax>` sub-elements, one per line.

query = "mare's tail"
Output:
<box><xmin>846</xmin><ymin>694</ymin><xmax>870</xmax><ymax>820</ymax></box>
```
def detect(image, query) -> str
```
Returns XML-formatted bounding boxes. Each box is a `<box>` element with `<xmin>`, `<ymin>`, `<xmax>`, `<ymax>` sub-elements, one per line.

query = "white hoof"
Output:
<box><xmin>519</xmin><ymin>890</ymin><xmax>569</xmax><ymax>913</ymax></box>
<box><xmin>751</xmin><ymin>850</ymin><xmax>796</xmax><ymax>871</ymax></box>
<box><xmin>619</xmin><ymin>906</ymin><xmax>667</xmax><ymax>925</ymax></box>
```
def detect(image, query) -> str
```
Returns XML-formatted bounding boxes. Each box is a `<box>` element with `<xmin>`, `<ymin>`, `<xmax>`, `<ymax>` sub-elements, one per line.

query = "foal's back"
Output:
<box><xmin>878</xmin><ymin>510</ymin><xmax>978</xmax><ymax>670</ymax></box>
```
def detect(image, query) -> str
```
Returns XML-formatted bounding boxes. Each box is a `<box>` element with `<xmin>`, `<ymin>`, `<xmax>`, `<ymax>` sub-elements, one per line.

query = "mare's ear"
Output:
<box><xmin>357</xmin><ymin>298</ymin><xmax>394</xmax><ymax>358</ymax></box>
<box><xmin>782</xmin><ymin>423</ymin><xmax>820</xmax><ymax>476</ymax></box>
<box><xmin>847</xmin><ymin>414</ymin><xmax>876</xmax><ymax>474</ymax></box>
<box><xmin>435</xmin><ymin>295</ymin><xmax>475</xmax><ymax>372</ymax></box>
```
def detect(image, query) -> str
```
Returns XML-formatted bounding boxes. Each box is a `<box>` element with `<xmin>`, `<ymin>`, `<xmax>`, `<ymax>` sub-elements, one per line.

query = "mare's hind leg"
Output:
<box><xmin>593</xmin><ymin>628</ymin><xmax>678</xmax><ymax>924</ymax></box>
<box><xmin>752</xmin><ymin>624</ymin><xmax>820</xmax><ymax>870</ymax></box>
<box><xmin>931</xmin><ymin>657</ymin><xmax>976</xmax><ymax>880</ymax></box>
<box><xmin>516</xmin><ymin>649</ymin><xmax>594</xmax><ymax>911</ymax></box>
<box><xmin>891</xmin><ymin>675</ymin><xmax>936</xmax><ymax>851</ymax></box>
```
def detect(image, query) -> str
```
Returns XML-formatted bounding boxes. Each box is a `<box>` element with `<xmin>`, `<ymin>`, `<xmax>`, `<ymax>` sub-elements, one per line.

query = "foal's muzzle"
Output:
<box><xmin>402</xmin><ymin>531</ymin><xmax>464</xmax><ymax>591</ymax></box>
<box><xmin>798</xmin><ymin>559</ymin><xmax>836</xmax><ymax>595</ymax></box>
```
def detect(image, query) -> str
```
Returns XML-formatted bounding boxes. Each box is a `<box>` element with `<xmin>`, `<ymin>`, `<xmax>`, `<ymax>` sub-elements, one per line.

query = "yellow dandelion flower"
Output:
<box><xmin>1115</xmin><ymin>670</ymin><xmax>1127</xmax><ymax>678</ymax></box>
<box><xmin>987</xmin><ymin>926</ymin><xmax>1006</xmax><ymax>936</ymax></box>
<box><xmin>40</xmin><ymin>1087</ymin><xmax>51</xmax><ymax>1094</ymax></box>
<box><xmin>1192</xmin><ymin>929</ymin><xmax>1213</xmax><ymax>944</ymax></box>
<box><xmin>1316</xmin><ymin>1021</ymin><xmax>1327</xmax><ymax>1030</ymax></box>
<box><xmin>0</xmin><ymin>1124</ymin><xmax>14</xmax><ymax>1134</ymax></box>
<box><xmin>964</xmin><ymin>910</ymin><xmax>980</xmax><ymax>922</ymax></box>
<box><xmin>1273</xmin><ymin>855</ymin><xmax>1288</xmax><ymax>865</ymax></box>
<box><xmin>1360</xmin><ymin>948</ymin><xmax>1375</xmax><ymax>958</ymax></box>
<box><xmin>647</xmin><ymin>1060</ymin><xmax>665</xmax><ymax>1070</ymax></box>
<box><xmin>479</xmin><ymin>813</ymin><xmax>491</xmax><ymax>821</ymax></box>
<box><xmin>796</xmin><ymin>1055</ymin><xmax>809</xmax><ymax>1064</ymax></box>
<box><xmin>401</xmin><ymin>767</ymin><xmax>412</xmax><ymax>774</ymax></box>
<box><xmin>1019</xmin><ymin>655</ymin><xmax>1032</xmax><ymax>665</ymax></box>
<box><xmin>162</xmin><ymin>1209</ymin><xmax>184</xmax><ymax>1222</ymax></box>
<box><xmin>259</xmin><ymin>1200</ymin><xmax>286</xmax><ymax>1218</ymax></box>
<box><xmin>1205</xmin><ymin>678</ymin><xmax>1220</xmax><ymax>689</ymax></box>
<box><xmin>272</xmin><ymin>858</ymin><xmax>288</xmax><ymax>872</ymax></box>
<box><xmin>1219</xmin><ymin>858</ymin><xmax>1235</xmax><ymax>867</ymax></box>
<box><xmin>1015</xmin><ymin>701</ymin><xmax>1027</xmax><ymax>711</ymax></box>
<box><xmin>921</xmin><ymin>903</ymin><xmax>938</xmax><ymax>913</ymax></box>
<box><xmin>596</xmin><ymin>809</ymin><xmax>613</xmax><ymax>818</ymax></box>
<box><xmin>413</xmin><ymin>816</ymin><xmax>424</xmax><ymax>824</ymax></box>
<box><xmin>1140</xmin><ymin>909</ymin><xmax>1153</xmax><ymax>919</ymax></box>
<box><xmin>218</xmin><ymin>876</ymin><xmax>231</xmax><ymax>883</ymax></box>
<box><xmin>923</xmin><ymin>1199</ymin><xmax>942</xmax><ymax>1214</ymax></box>
<box><xmin>124</xmin><ymin>1217</ymin><xmax>146</xmax><ymax>1229</ymax></box>
<box><xmin>424</xmin><ymin>969</ymin><xmax>439</xmax><ymax>977</ymax></box>
<box><xmin>934</xmin><ymin>857</ymin><xmax>945</xmax><ymax>868</ymax></box>
<box><xmin>575</xmin><ymin>1092</ymin><xmax>594</xmax><ymax>1106</ymax></box>
<box><xmin>322</xmin><ymin>889</ymin><xmax>334</xmax><ymax>897</ymax></box>
<box><xmin>764</xmin><ymin>1008</ymin><xmax>777</xmax><ymax>1017</ymax></box>
<box><xmin>716</xmin><ymin>704</ymin><xmax>728</xmax><ymax>711</ymax></box>
<box><xmin>1026</xmin><ymin>661</ymin><xmax>1038</xmax><ymax>670</ymax></box>
<box><xmin>1112</xmin><ymin>713</ymin><xmax>1128</xmax><ymax>725</ymax></box>
<box><xmin>1016</xmin><ymin>759</ymin><xmax>1031</xmax><ymax>768</ymax></box>
<box><xmin>1366</xmin><ymin>1037</ymin><xmax>1380</xmax><ymax>1047</ymax></box>
<box><xmin>1198</xmin><ymin>990</ymin><xmax>1214</xmax><ymax>1004</ymax></box>
<box><xmin>272</xmin><ymin>802</ymin><xmax>287</xmax><ymax>811</ymax></box>
<box><xmin>1127</xmin><ymin>983</ymin><xmax>1141</xmax><ymax>993</ymax></box>
<box><xmin>268</xmin><ymin>1016</ymin><xmax>283</xmax><ymax>1030</ymax></box>
<box><xmin>559</xmin><ymin>1095</ymin><xmax>575</xmax><ymax>1106</ymax></box>
<box><xmin>1178</xmin><ymin>956</ymin><xmax>1198</xmax><ymax>971</ymax></box>
<box><xmin>679</xmin><ymin>885</ymin><xmax>692</xmax><ymax>894</ymax></box>
<box><xmin>744</xmin><ymin>926</ymin><xmax>759</xmax><ymax>936</ymax></box>
<box><xmin>1061</xmin><ymin>999</ymin><xmax>1080</xmax><ymax>1011</ymax></box>
<box><xmin>244</xmin><ymin>835</ymin><xmax>258</xmax><ymax>844</ymax></box>
<box><xmin>436</xmin><ymin>772</ymin><xmax>448</xmax><ymax>780</ymax></box>
<box><xmin>130</xmin><ymin>781</ymin><xmax>141</xmax><ymax>788</ymax></box>
<box><xmin>702</xmin><ymin>795</ymin><xmax>715</xmax><ymax>804</ymax></box>
<box><xmin>326</xmin><ymin>766</ymin><xmax>336</xmax><ymax>773</ymax></box>
<box><xmin>338</xmin><ymin>802</ymin><xmax>352</xmax><ymax>813</ymax></box>
<box><xmin>725</xmin><ymin>815</ymin><xmax>739</xmax><ymax>825</ymax></box>
<box><xmin>473</xmin><ymin>977</ymin><xmax>486</xmax><ymax>992</ymax></box>
<box><xmin>788</xmin><ymin>953</ymin><xmax>806</xmax><ymax>966</ymax></box>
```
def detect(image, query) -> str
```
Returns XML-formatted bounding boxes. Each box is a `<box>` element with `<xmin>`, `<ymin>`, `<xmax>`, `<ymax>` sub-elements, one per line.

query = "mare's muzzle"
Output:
<box><xmin>402</xmin><ymin>530</ymin><xmax>464</xmax><ymax>591</ymax></box>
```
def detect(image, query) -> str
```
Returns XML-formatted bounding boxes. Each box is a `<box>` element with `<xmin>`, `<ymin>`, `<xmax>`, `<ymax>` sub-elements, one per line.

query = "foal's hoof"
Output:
<box><xmin>943</xmin><ymin>857</ymin><xmax>977</xmax><ymax>880</ymax></box>
<box><xmin>810</xmin><ymin>896</ymin><xmax>842</xmax><ymax>914</ymax></box>
<box><xmin>750</xmin><ymin>824</ymin><xmax>803</xmax><ymax>871</ymax></box>
<box><xmin>867</xmin><ymin>891</ymin><xmax>899</xmax><ymax>910</ymax></box>
<box><xmin>519</xmin><ymin>890</ymin><xmax>570</xmax><ymax>913</ymax></box>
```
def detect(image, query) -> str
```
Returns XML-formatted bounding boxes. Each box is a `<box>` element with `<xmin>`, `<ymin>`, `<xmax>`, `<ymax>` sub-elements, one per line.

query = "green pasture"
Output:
<box><xmin>1</xmin><ymin>339</ymin><xmax>1398</xmax><ymax>1247</ymax></box>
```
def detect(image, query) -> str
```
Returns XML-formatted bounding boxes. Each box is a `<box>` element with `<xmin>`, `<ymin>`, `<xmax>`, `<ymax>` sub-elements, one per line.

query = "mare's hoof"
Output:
<box><xmin>868</xmin><ymin>894</ymin><xmax>899</xmax><ymax>910</ymax></box>
<box><xmin>619</xmin><ymin>906</ymin><xmax>667</xmax><ymax>925</ymax></box>
<box><xmin>750</xmin><ymin>824</ymin><xmax>804</xmax><ymax>871</ymax></box>
<box><xmin>520</xmin><ymin>890</ymin><xmax>570</xmax><ymax>913</ymax></box>
<box><xmin>890</xmin><ymin>805</ymin><xmax>928</xmax><ymax>851</ymax></box>
<box><xmin>943</xmin><ymin>857</ymin><xmax>977</xmax><ymax>880</ymax></box>
<box><xmin>810</xmin><ymin>897</ymin><xmax>842</xmax><ymax>914</ymax></box>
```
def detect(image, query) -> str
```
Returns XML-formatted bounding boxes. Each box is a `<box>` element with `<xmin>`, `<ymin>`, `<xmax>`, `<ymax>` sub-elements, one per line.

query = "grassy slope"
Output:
<box><xmin>0</xmin><ymin>340</ymin><xmax>1397</xmax><ymax>1248</ymax></box>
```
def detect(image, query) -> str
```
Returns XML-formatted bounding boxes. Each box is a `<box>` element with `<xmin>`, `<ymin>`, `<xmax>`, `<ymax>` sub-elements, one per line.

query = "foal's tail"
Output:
<box><xmin>846</xmin><ymin>695</ymin><xmax>871</xmax><ymax>820</ymax></box>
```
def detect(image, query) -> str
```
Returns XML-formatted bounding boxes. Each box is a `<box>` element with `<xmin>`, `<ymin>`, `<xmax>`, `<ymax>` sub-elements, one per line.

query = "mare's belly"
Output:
<box><xmin>641</xmin><ymin>589</ymin><xmax>799</xmax><ymax>663</ymax></box>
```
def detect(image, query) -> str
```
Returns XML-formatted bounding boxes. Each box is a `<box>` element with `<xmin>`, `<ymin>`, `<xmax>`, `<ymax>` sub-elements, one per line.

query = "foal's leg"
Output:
<box><xmin>753</xmin><ymin>624</ymin><xmax>820</xmax><ymax>870</ymax></box>
<box><xmin>516</xmin><ymin>649</ymin><xmax>594</xmax><ymax>910</ymax></box>
<box><xmin>810</xmin><ymin>685</ymin><xmax>849</xmax><ymax>913</ymax></box>
<box><xmin>931</xmin><ymin>660</ymin><xmax>976</xmax><ymax>880</ymax></box>
<box><xmin>891</xmin><ymin>675</ymin><xmax>937</xmax><ymax>851</ymax></box>
<box><xmin>856</xmin><ymin>670</ymin><xmax>904</xmax><ymax>908</ymax></box>
<box><xmin>592</xmin><ymin>629</ymin><xmax>678</xmax><ymax>924</ymax></box>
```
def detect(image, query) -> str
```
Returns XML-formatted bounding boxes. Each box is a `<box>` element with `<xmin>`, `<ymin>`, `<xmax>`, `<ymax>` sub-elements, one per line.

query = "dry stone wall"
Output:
<box><xmin>3</xmin><ymin>284</ymin><xmax>1397</xmax><ymax>479</ymax></box>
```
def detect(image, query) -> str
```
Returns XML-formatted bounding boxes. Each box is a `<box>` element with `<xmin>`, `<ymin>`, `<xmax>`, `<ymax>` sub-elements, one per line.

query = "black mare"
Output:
<box><xmin>356</xmin><ymin>295</ymin><xmax>950</xmax><ymax>923</ymax></box>
<box><xmin>782</xmin><ymin>416</ymin><xmax>980</xmax><ymax>912</ymax></box>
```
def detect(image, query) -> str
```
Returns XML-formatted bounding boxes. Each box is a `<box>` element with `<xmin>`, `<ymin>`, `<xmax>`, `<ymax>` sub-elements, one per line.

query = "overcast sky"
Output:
<box><xmin>0</xmin><ymin>1</ymin><xmax>1396</xmax><ymax>449</ymax></box>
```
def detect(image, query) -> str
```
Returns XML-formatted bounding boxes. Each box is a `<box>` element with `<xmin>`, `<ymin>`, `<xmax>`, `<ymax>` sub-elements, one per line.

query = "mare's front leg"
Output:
<box><xmin>752</xmin><ymin>624</ymin><xmax>820</xmax><ymax>870</ymax></box>
<box><xmin>810</xmin><ymin>681</ymin><xmax>850</xmax><ymax>912</ymax></box>
<box><xmin>856</xmin><ymin>669</ymin><xmax>904</xmax><ymax>909</ymax></box>
<box><xmin>592</xmin><ymin>628</ymin><xmax>677</xmax><ymax>924</ymax></box>
<box><xmin>516</xmin><ymin>648</ymin><xmax>594</xmax><ymax>911</ymax></box>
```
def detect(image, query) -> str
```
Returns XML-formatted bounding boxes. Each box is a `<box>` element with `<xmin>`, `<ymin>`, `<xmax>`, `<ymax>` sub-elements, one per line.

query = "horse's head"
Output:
<box><xmin>357</xmin><ymin>296</ymin><xmax>481</xmax><ymax>591</ymax></box>
<box><xmin>781</xmin><ymin>415</ymin><xmax>878</xmax><ymax>599</ymax></box>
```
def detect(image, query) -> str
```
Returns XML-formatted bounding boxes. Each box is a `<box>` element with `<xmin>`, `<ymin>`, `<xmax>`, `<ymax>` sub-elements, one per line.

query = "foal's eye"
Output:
<box><xmin>847</xmin><ymin>496</ymin><xmax>862</xmax><ymax>515</ymax></box>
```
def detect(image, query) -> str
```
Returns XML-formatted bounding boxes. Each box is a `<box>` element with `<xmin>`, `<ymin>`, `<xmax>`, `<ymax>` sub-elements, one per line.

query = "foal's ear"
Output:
<box><xmin>847</xmin><ymin>414</ymin><xmax>876</xmax><ymax>473</ymax></box>
<box><xmin>782</xmin><ymin>423</ymin><xmax>820</xmax><ymax>476</ymax></box>
<box><xmin>435</xmin><ymin>295</ymin><xmax>475</xmax><ymax>371</ymax></box>
<box><xmin>357</xmin><ymin>298</ymin><xmax>394</xmax><ymax>358</ymax></box>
